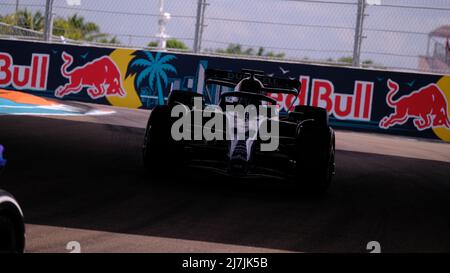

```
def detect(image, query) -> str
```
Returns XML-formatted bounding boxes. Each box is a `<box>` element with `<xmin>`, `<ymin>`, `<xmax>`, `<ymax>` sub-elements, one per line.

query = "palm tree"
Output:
<box><xmin>97</xmin><ymin>36</ymin><xmax>120</xmax><ymax>44</ymax></box>
<box><xmin>216</xmin><ymin>44</ymin><xmax>285</xmax><ymax>58</ymax></box>
<box><xmin>147</xmin><ymin>39</ymin><xmax>189</xmax><ymax>50</ymax></box>
<box><xmin>53</xmin><ymin>14</ymin><xmax>106</xmax><ymax>41</ymax></box>
<box><xmin>1</xmin><ymin>11</ymin><xmax>117</xmax><ymax>44</ymax></box>
<box><xmin>126</xmin><ymin>51</ymin><xmax>177</xmax><ymax>106</ymax></box>
<box><xmin>0</xmin><ymin>9</ymin><xmax>44</xmax><ymax>31</ymax></box>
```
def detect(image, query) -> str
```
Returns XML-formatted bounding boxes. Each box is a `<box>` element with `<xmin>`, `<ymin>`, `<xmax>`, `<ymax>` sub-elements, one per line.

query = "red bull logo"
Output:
<box><xmin>0</xmin><ymin>52</ymin><xmax>49</xmax><ymax>90</ymax></box>
<box><xmin>379</xmin><ymin>79</ymin><xmax>450</xmax><ymax>131</ymax></box>
<box><xmin>269</xmin><ymin>76</ymin><xmax>374</xmax><ymax>121</ymax></box>
<box><xmin>55</xmin><ymin>52</ymin><xmax>126</xmax><ymax>99</ymax></box>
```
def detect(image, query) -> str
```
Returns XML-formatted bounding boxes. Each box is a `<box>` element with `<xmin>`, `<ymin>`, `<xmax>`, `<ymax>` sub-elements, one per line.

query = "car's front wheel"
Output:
<box><xmin>0</xmin><ymin>216</ymin><xmax>18</xmax><ymax>253</ymax></box>
<box><xmin>142</xmin><ymin>106</ymin><xmax>184</xmax><ymax>181</ymax></box>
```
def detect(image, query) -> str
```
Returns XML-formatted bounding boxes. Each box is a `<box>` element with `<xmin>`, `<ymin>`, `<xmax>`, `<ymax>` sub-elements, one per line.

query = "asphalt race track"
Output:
<box><xmin>1</xmin><ymin>102</ymin><xmax>450</xmax><ymax>253</ymax></box>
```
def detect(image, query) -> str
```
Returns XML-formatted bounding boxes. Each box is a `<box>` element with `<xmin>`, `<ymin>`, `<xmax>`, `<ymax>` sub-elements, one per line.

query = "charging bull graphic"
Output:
<box><xmin>379</xmin><ymin>79</ymin><xmax>450</xmax><ymax>131</ymax></box>
<box><xmin>55</xmin><ymin>52</ymin><xmax>126</xmax><ymax>99</ymax></box>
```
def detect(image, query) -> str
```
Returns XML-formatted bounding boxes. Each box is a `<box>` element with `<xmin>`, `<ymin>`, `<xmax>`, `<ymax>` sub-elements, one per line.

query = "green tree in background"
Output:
<box><xmin>96</xmin><ymin>36</ymin><xmax>120</xmax><ymax>44</ymax></box>
<box><xmin>147</xmin><ymin>39</ymin><xmax>189</xmax><ymax>50</ymax></box>
<box><xmin>0</xmin><ymin>10</ymin><xmax>119</xmax><ymax>44</ymax></box>
<box><xmin>216</xmin><ymin>43</ymin><xmax>254</xmax><ymax>55</ymax></box>
<box><xmin>216</xmin><ymin>43</ymin><xmax>285</xmax><ymax>58</ymax></box>
<box><xmin>337</xmin><ymin>56</ymin><xmax>375</xmax><ymax>66</ymax></box>
<box><xmin>337</xmin><ymin>56</ymin><xmax>353</xmax><ymax>64</ymax></box>
<box><xmin>148</xmin><ymin>41</ymin><xmax>159</xmax><ymax>47</ymax></box>
<box><xmin>256</xmin><ymin>46</ymin><xmax>285</xmax><ymax>58</ymax></box>
<box><xmin>53</xmin><ymin>14</ymin><xmax>119</xmax><ymax>43</ymax></box>
<box><xmin>0</xmin><ymin>9</ymin><xmax>45</xmax><ymax>31</ymax></box>
<box><xmin>167</xmin><ymin>39</ymin><xmax>189</xmax><ymax>50</ymax></box>
<box><xmin>337</xmin><ymin>56</ymin><xmax>375</xmax><ymax>68</ymax></box>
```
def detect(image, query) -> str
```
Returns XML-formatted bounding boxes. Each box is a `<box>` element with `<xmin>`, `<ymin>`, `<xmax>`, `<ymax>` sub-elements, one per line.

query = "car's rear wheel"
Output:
<box><xmin>292</xmin><ymin>107</ymin><xmax>334</xmax><ymax>194</ymax></box>
<box><xmin>295</xmin><ymin>129</ymin><xmax>334</xmax><ymax>194</ymax></box>
<box><xmin>290</xmin><ymin>105</ymin><xmax>329</xmax><ymax>129</ymax></box>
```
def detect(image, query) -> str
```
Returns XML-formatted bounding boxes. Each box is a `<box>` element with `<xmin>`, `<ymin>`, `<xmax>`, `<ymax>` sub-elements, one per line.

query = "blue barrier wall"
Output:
<box><xmin>0</xmin><ymin>39</ymin><xmax>449</xmax><ymax>141</ymax></box>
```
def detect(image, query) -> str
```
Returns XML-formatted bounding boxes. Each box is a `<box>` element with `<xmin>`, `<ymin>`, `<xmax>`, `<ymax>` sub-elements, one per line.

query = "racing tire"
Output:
<box><xmin>168</xmin><ymin>90</ymin><xmax>203</xmax><ymax>108</ymax></box>
<box><xmin>294</xmin><ymin>116</ymin><xmax>335</xmax><ymax>195</ymax></box>
<box><xmin>290</xmin><ymin>105</ymin><xmax>329</xmax><ymax>129</ymax></box>
<box><xmin>0</xmin><ymin>216</ymin><xmax>18</xmax><ymax>253</ymax></box>
<box><xmin>142</xmin><ymin>106</ymin><xmax>184</xmax><ymax>181</ymax></box>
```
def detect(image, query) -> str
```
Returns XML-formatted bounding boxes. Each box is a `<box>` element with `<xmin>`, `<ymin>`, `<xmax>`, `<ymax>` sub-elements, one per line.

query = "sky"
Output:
<box><xmin>1</xmin><ymin>0</ymin><xmax>449</xmax><ymax>72</ymax></box>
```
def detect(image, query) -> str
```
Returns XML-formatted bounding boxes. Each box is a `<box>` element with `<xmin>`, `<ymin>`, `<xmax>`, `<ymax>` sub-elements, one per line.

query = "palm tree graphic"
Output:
<box><xmin>126</xmin><ymin>51</ymin><xmax>177</xmax><ymax>106</ymax></box>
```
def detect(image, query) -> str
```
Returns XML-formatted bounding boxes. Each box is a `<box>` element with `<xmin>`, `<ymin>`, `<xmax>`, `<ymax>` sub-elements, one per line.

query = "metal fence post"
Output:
<box><xmin>193</xmin><ymin>0</ymin><xmax>203</xmax><ymax>53</ymax></box>
<box><xmin>197</xmin><ymin>0</ymin><xmax>208</xmax><ymax>52</ymax></box>
<box><xmin>352</xmin><ymin>0</ymin><xmax>366</xmax><ymax>67</ymax></box>
<box><xmin>157</xmin><ymin>0</ymin><xmax>171</xmax><ymax>50</ymax></box>
<box><xmin>15</xmin><ymin>0</ymin><xmax>20</xmax><ymax>25</ymax></box>
<box><xmin>43</xmin><ymin>0</ymin><xmax>54</xmax><ymax>41</ymax></box>
<box><xmin>193</xmin><ymin>0</ymin><xmax>207</xmax><ymax>53</ymax></box>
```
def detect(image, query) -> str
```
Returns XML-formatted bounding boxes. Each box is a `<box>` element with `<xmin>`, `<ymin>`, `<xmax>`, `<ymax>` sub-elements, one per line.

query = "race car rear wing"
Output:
<box><xmin>205</xmin><ymin>69</ymin><xmax>300</xmax><ymax>95</ymax></box>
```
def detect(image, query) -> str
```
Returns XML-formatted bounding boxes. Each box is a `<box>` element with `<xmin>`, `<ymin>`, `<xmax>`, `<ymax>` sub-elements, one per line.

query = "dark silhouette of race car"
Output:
<box><xmin>143</xmin><ymin>69</ymin><xmax>335</xmax><ymax>193</ymax></box>
<box><xmin>0</xmin><ymin>145</ymin><xmax>25</xmax><ymax>253</ymax></box>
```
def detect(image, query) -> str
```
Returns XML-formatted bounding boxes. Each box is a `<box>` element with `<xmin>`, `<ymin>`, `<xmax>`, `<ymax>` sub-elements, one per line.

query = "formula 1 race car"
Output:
<box><xmin>0</xmin><ymin>145</ymin><xmax>25</xmax><ymax>253</ymax></box>
<box><xmin>143</xmin><ymin>69</ymin><xmax>335</xmax><ymax>193</ymax></box>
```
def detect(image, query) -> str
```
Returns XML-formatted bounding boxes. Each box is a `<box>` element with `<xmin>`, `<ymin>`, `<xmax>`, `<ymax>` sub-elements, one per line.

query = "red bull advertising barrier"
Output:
<box><xmin>0</xmin><ymin>39</ymin><xmax>449</xmax><ymax>142</ymax></box>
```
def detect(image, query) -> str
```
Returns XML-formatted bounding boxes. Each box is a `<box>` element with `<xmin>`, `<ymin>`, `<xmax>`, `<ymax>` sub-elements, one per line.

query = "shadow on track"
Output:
<box><xmin>1</xmin><ymin>115</ymin><xmax>450</xmax><ymax>252</ymax></box>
